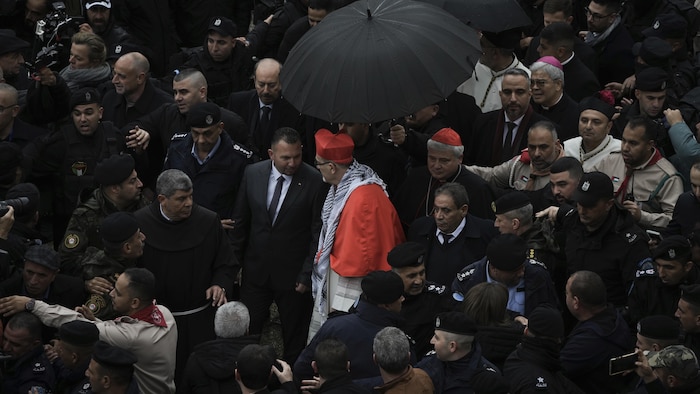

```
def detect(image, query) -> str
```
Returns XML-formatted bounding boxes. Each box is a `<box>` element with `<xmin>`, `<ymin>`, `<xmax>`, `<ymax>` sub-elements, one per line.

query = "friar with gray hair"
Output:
<box><xmin>135</xmin><ymin>168</ymin><xmax>238</xmax><ymax>384</ymax></box>
<box><xmin>180</xmin><ymin>301</ymin><xmax>260</xmax><ymax>393</ymax></box>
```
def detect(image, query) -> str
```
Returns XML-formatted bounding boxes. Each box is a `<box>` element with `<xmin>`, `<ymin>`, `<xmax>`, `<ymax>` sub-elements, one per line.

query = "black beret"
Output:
<box><xmin>0</xmin><ymin>29</ymin><xmax>29</xmax><ymax>56</ymax></box>
<box><xmin>637</xmin><ymin>315</ymin><xmax>681</xmax><ymax>341</ymax></box>
<box><xmin>635</xmin><ymin>67</ymin><xmax>669</xmax><ymax>92</ymax></box>
<box><xmin>653</xmin><ymin>235</ymin><xmax>692</xmax><ymax>262</ymax></box>
<box><xmin>186</xmin><ymin>102</ymin><xmax>221</xmax><ymax>128</ymax></box>
<box><xmin>643</xmin><ymin>13</ymin><xmax>688</xmax><ymax>40</ymax></box>
<box><xmin>92</xmin><ymin>340</ymin><xmax>137</xmax><ymax>368</ymax></box>
<box><xmin>0</xmin><ymin>142</ymin><xmax>22</xmax><ymax>185</ymax></box>
<box><xmin>579</xmin><ymin>94</ymin><xmax>616</xmax><ymax>120</ymax></box>
<box><xmin>208</xmin><ymin>16</ymin><xmax>237</xmax><ymax>37</ymax></box>
<box><xmin>95</xmin><ymin>154</ymin><xmax>135</xmax><ymax>186</ymax></box>
<box><xmin>492</xmin><ymin>191</ymin><xmax>531</xmax><ymax>215</ymax></box>
<box><xmin>487</xmin><ymin>234</ymin><xmax>527</xmax><ymax>271</ymax></box>
<box><xmin>70</xmin><ymin>87</ymin><xmax>102</xmax><ymax>109</ymax></box>
<box><xmin>59</xmin><ymin>320</ymin><xmax>99</xmax><ymax>347</ymax></box>
<box><xmin>101</xmin><ymin>212</ymin><xmax>139</xmax><ymax>244</ymax></box>
<box><xmin>435</xmin><ymin>311</ymin><xmax>478</xmax><ymax>335</ymax></box>
<box><xmin>632</xmin><ymin>37</ymin><xmax>673</xmax><ymax>68</ymax></box>
<box><xmin>681</xmin><ymin>284</ymin><xmax>700</xmax><ymax>307</ymax></box>
<box><xmin>527</xmin><ymin>305</ymin><xmax>564</xmax><ymax>339</ymax></box>
<box><xmin>573</xmin><ymin>171</ymin><xmax>613</xmax><ymax>208</ymax></box>
<box><xmin>482</xmin><ymin>28</ymin><xmax>521</xmax><ymax>50</ymax></box>
<box><xmin>361</xmin><ymin>271</ymin><xmax>404</xmax><ymax>305</ymax></box>
<box><xmin>24</xmin><ymin>245</ymin><xmax>60</xmax><ymax>271</ymax></box>
<box><xmin>387</xmin><ymin>242</ymin><xmax>426</xmax><ymax>268</ymax></box>
<box><xmin>6</xmin><ymin>183</ymin><xmax>40</xmax><ymax>216</ymax></box>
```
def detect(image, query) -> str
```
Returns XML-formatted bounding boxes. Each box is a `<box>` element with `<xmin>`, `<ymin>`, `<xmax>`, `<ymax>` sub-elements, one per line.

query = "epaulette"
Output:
<box><xmin>425</xmin><ymin>350</ymin><xmax>436</xmax><ymax>357</ymax></box>
<box><xmin>456</xmin><ymin>268</ymin><xmax>475</xmax><ymax>282</ymax></box>
<box><xmin>527</xmin><ymin>258</ymin><xmax>547</xmax><ymax>270</ymax></box>
<box><xmin>624</xmin><ymin>231</ymin><xmax>640</xmax><ymax>244</ymax></box>
<box><xmin>635</xmin><ymin>267</ymin><xmax>657</xmax><ymax>278</ymax></box>
<box><xmin>232</xmin><ymin>142</ymin><xmax>254</xmax><ymax>159</ymax></box>
<box><xmin>171</xmin><ymin>133</ymin><xmax>188</xmax><ymax>141</ymax></box>
<box><xmin>426</xmin><ymin>283</ymin><xmax>446</xmax><ymax>295</ymax></box>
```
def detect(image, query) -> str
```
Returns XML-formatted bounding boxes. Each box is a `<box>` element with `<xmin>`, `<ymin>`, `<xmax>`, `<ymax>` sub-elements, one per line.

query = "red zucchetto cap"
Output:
<box><xmin>430</xmin><ymin>128</ymin><xmax>462</xmax><ymax>147</ymax></box>
<box><xmin>315</xmin><ymin>128</ymin><xmax>354</xmax><ymax>164</ymax></box>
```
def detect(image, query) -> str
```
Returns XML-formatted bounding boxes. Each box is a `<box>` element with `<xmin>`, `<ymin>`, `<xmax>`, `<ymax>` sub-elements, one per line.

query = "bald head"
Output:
<box><xmin>254</xmin><ymin>58</ymin><xmax>282</xmax><ymax>104</ymax></box>
<box><xmin>112</xmin><ymin>52</ymin><xmax>150</xmax><ymax>99</ymax></box>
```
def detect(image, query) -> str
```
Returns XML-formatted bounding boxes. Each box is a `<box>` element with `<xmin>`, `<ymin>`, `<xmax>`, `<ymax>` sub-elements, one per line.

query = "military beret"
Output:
<box><xmin>632</xmin><ymin>37</ymin><xmax>673</xmax><ymax>68</ymax></box>
<box><xmin>59</xmin><ymin>320</ymin><xmax>99</xmax><ymax>347</ymax></box>
<box><xmin>487</xmin><ymin>234</ymin><xmax>527</xmax><ymax>271</ymax></box>
<box><xmin>637</xmin><ymin>315</ymin><xmax>681</xmax><ymax>341</ymax></box>
<box><xmin>681</xmin><ymin>284</ymin><xmax>700</xmax><ymax>307</ymax></box>
<box><xmin>435</xmin><ymin>311</ymin><xmax>478</xmax><ymax>336</ymax></box>
<box><xmin>0</xmin><ymin>29</ymin><xmax>29</xmax><ymax>56</ymax></box>
<box><xmin>643</xmin><ymin>13</ymin><xmax>688</xmax><ymax>40</ymax></box>
<box><xmin>492</xmin><ymin>191</ymin><xmax>531</xmax><ymax>215</ymax></box>
<box><xmin>70</xmin><ymin>87</ymin><xmax>101</xmax><ymax>109</ymax></box>
<box><xmin>101</xmin><ymin>212</ymin><xmax>139</xmax><ymax>244</ymax></box>
<box><xmin>92</xmin><ymin>340</ymin><xmax>138</xmax><ymax>368</ymax></box>
<box><xmin>482</xmin><ymin>27</ymin><xmax>521</xmax><ymax>50</ymax></box>
<box><xmin>0</xmin><ymin>142</ymin><xmax>22</xmax><ymax>185</ymax></box>
<box><xmin>85</xmin><ymin>0</ymin><xmax>111</xmax><ymax>9</ymax></box>
<box><xmin>430</xmin><ymin>128</ymin><xmax>462</xmax><ymax>147</ymax></box>
<box><xmin>208</xmin><ymin>16</ymin><xmax>237</xmax><ymax>38</ymax></box>
<box><xmin>635</xmin><ymin>67</ymin><xmax>669</xmax><ymax>93</ymax></box>
<box><xmin>361</xmin><ymin>270</ymin><xmax>404</xmax><ymax>305</ymax></box>
<box><xmin>573</xmin><ymin>171</ymin><xmax>613</xmax><ymax>208</ymax></box>
<box><xmin>579</xmin><ymin>91</ymin><xmax>616</xmax><ymax>120</ymax></box>
<box><xmin>648</xmin><ymin>345</ymin><xmax>700</xmax><ymax>380</ymax></box>
<box><xmin>387</xmin><ymin>242</ymin><xmax>426</xmax><ymax>268</ymax></box>
<box><xmin>527</xmin><ymin>305</ymin><xmax>564</xmax><ymax>339</ymax></box>
<box><xmin>186</xmin><ymin>102</ymin><xmax>221</xmax><ymax>128</ymax></box>
<box><xmin>315</xmin><ymin>128</ymin><xmax>354</xmax><ymax>165</ymax></box>
<box><xmin>6</xmin><ymin>183</ymin><xmax>40</xmax><ymax>218</ymax></box>
<box><xmin>24</xmin><ymin>245</ymin><xmax>60</xmax><ymax>271</ymax></box>
<box><xmin>653</xmin><ymin>235</ymin><xmax>692</xmax><ymax>262</ymax></box>
<box><xmin>95</xmin><ymin>154</ymin><xmax>135</xmax><ymax>186</ymax></box>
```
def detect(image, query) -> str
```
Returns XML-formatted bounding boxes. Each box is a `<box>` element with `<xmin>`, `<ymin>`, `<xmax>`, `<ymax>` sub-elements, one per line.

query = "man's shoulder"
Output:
<box><xmin>654</xmin><ymin>157</ymin><xmax>681</xmax><ymax>176</ymax></box>
<box><xmin>228</xmin><ymin>89</ymin><xmax>257</xmax><ymax>108</ymax></box>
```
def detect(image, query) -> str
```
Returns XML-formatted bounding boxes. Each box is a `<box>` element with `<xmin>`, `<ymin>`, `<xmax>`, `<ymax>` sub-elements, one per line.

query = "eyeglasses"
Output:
<box><xmin>0</xmin><ymin>104</ymin><xmax>18</xmax><ymax>112</ymax></box>
<box><xmin>314</xmin><ymin>159</ymin><xmax>332</xmax><ymax>167</ymax></box>
<box><xmin>531</xmin><ymin>79</ymin><xmax>551</xmax><ymax>88</ymax></box>
<box><xmin>584</xmin><ymin>6</ymin><xmax>615</xmax><ymax>21</ymax></box>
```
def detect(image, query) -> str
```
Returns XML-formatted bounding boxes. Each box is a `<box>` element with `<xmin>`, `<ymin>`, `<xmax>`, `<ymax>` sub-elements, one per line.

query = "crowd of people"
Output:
<box><xmin>3</xmin><ymin>0</ymin><xmax>700</xmax><ymax>392</ymax></box>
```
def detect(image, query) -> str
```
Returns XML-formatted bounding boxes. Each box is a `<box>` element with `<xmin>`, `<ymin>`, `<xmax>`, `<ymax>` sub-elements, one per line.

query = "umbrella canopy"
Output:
<box><xmin>280</xmin><ymin>0</ymin><xmax>481</xmax><ymax>123</ymax></box>
<box><xmin>416</xmin><ymin>0</ymin><xmax>532</xmax><ymax>32</ymax></box>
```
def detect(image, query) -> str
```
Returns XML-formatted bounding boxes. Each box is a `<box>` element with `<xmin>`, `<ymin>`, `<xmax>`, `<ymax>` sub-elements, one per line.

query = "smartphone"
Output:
<box><xmin>609</xmin><ymin>352</ymin><xmax>638</xmax><ymax>375</ymax></box>
<box><xmin>646</xmin><ymin>230</ymin><xmax>663</xmax><ymax>242</ymax></box>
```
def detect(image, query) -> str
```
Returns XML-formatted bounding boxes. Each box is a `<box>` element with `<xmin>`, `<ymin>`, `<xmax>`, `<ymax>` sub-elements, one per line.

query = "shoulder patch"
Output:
<box><xmin>232</xmin><ymin>143</ymin><xmax>253</xmax><ymax>159</ymax></box>
<box><xmin>635</xmin><ymin>267</ymin><xmax>657</xmax><ymax>278</ymax></box>
<box><xmin>625</xmin><ymin>232</ymin><xmax>639</xmax><ymax>244</ymax></box>
<box><xmin>426</xmin><ymin>283</ymin><xmax>446</xmax><ymax>295</ymax></box>
<box><xmin>64</xmin><ymin>233</ymin><xmax>80</xmax><ymax>249</ymax></box>
<box><xmin>32</xmin><ymin>361</ymin><xmax>46</xmax><ymax>373</ymax></box>
<box><xmin>456</xmin><ymin>268</ymin><xmax>475</xmax><ymax>282</ymax></box>
<box><xmin>527</xmin><ymin>258</ymin><xmax>547</xmax><ymax>269</ymax></box>
<box><xmin>535</xmin><ymin>376</ymin><xmax>548</xmax><ymax>389</ymax></box>
<box><xmin>171</xmin><ymin>133</ymin><xmax>188</xmax><ymax>141</ymax></box>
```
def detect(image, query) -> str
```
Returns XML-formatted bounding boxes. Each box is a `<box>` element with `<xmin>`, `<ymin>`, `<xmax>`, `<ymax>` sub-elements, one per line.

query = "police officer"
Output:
<box><xmin>387</xmin><ymin>242</ymin><xmax>454</xmax><ymax>359</ymax></box>
<box><xmin>53</xmin><ymin>320</ymin><xmax>100</xmax><ymax>394</ymax></box>
<box><xmin>86</xmin><ymin>341</ymin><xmax>139</xmax><ymax>394</ymax></box>
<box><xmin>164</xmin><ymin>101</ymin><xmax>252</xmax><ymax>223</ymax></box>
<box><xmin>675</xmin><ymin>284</ymin><xmax>700</xmax><ymax>358</ymax></box>
<box><xmin>629</xmin><ymin>235</ymin><xmax>700</xmax><ymax>325</ymax></box>
<box><xmin>25</xmin><ymin>87</ymin><xmax>148</xmax><ymax>244</ymax></box>
<box><xmin>452</xmin><ymin>234</ymin><xmax>558</xmax><ymax>319</ymax></box>
<box><xmin>59</xmin><ymin>153</ymin><xmax>147</xmax><ymax>276</ymax></box>
<box><xmin>1</xmin><ymin>312</ymin><xmax>55</xmax><ymax>392</ymax></box>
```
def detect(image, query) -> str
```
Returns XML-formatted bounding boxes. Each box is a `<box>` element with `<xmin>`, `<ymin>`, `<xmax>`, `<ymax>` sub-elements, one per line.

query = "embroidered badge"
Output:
<box><xmin>653</xmin><ymin>20</ymin><xmax>660</xmax><ymax>29</ymax></box>
<box><xmin>205</xmin><ymin>115</ymin><xmax>213</xmax><ymax>125</ymax></box>
<box><xmin>71</xmin><ymin>161</ymin><xmax>87</xmax><ymax>176</ymax></box>
<box><xmin>214</xmin><ymin>18</ymin><xmax>222</xmax><ymax>26</ymax></box>
<box><xmin>115</xmin><ymin>45</ymin><xmax>122</xmax><ymax>54</ymax></box>
<box><xmin>64</xmin><ymin>234</ymin><xmax>80</xmax><ymax>249</ymax></box>
<box><xmin>669</xmin><ymin>248</ymin><xmax>676</xmax><ymax>259</ymax></box>
<box><xmin>581</xmin><ymin>181</ymin><xmax>590</xmax><ymax>191</ymax></box>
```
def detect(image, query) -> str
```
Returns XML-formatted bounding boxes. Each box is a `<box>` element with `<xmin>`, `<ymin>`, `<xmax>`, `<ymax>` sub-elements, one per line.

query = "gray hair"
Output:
<box><xmin>435</xmin><ymin>182</ymin><xmax>470</xmax><ymax>207</ymax></box>
<box><xmin>0</xmin><ymin>83</ymin><xmax>18</xmax><ymax>102</ymax></box>
<box><xmin>529</xmin><ymin>61</ymin><xmax>565</xmax><ymax>87</ymax></box>
<box><xmin>529</xmin><ymin>120</ymin><xmax>558</xmax><ymax>141</ymax></box>
<box><xmin>156</xmin><ymin>169</ymin><xmax>192</xmax><ymax>197</ymax></box>
<box><xmin>427</xmin><ymin>139</ymin><xmax>464</xmax><ymax>157</ymax></box>
<box><xmin>214</xmin><ymin>301</ymin><xmax>250</xmax><ymax>338</ymax></box>
<box><xmin>373</xmin><ymin>327</ymin><xmax>410</xmax><ymax>374</ymax></box>
<box><xmin>502</xmin><ymin>204</ymin><xmax>534</xmax><ymax>227</ymax></box>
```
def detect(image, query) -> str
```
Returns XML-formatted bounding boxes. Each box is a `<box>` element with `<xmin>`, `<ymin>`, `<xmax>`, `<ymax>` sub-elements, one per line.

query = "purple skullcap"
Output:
<box><xmin>535</xmin><ymin>56</ymin><xmax>563</xmax><ymax>71</ymax></box>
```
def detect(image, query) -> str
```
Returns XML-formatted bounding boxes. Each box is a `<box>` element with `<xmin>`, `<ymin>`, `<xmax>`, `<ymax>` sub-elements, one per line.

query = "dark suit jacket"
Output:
<box><xmin>532</xmin><ymin>93</ymin><xmax>580</xmax><ymax>141</ymax></box>
<box><xmin>563</xmin><ymin>54</ymin><xmax>601</xmax><ymax>102</ymax></box>
<box><xmin>227</xmin><ymin>89</ymin><xmax>304</xmax><ymax>159</ymax></box>
<box><xmin>525</xmin><ymin>35</ymin><xmax>597</xmax><ymax>73</ymax></box>
<box><xmin>231</xmin><ymin>160</ymin><xmax>326</xmax><ymax>290</ymax></box>
<box><xmin>467</xmin><ymin>106</ymin><xmax>549</xmax><ymax>166</ymax></box>
<box><xmin>589</xmin><ymin>22</ymin><xmax>635</xmax><ymax>85</ymax></box>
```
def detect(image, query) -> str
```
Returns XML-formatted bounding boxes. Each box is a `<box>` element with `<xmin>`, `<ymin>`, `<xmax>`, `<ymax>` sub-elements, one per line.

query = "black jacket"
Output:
<box><xmin>562</xmin><ymin>54</ymin><xmax>601</xmax><ymax>102</ymax></box>
<box><xmin>667</xmin><ymin>191</ymin><xmax>700</xmax><ymax>237</ymax></box>
<box><xmin>101</xmin><ymin>79</ymin><xmax>174</xmax><ymax>129</ymax></box>
<box><xmin>532</xmin><ymin>93</ymin><xmax>580</xmax><ymax>141</ymax></box>
<box><xmin>588</xmin><ymin>21</ymin><xmax>635</xmax><ymax>85</ymax></box>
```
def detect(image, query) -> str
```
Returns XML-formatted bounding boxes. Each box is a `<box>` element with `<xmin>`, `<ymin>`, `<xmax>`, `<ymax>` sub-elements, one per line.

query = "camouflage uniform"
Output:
<box><xmin>79</xmin><ymin>246</ymin><xmax>138</xmax><ymax>320</ymax></box>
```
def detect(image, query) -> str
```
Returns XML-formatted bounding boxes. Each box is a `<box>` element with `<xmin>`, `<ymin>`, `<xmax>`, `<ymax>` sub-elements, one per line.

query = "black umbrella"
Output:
<box><xmin>280</xmin><ymin>0</ymin><xmax>481</xmax><ymax>124</ymax></box>
<box><xmin>416</xmin><ymin>0</ymin><xmax>532</xmax><ymax>32</ymax></box>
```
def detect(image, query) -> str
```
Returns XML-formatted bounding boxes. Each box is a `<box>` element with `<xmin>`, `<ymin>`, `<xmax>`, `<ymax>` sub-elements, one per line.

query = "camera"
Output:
<box><xmin>26</xmin><ymin>2</ymin><xmax>83</xmax><ymax>74</ymax></box>
<box><xmin>0</xmin><ymin>197</ymin><xmax>29</xmax><ymax>217</ymax></box>
<box><xmin>25</xmin><ymin>45</ymin><xmax>62</xmax><ymax>74</ymax></box>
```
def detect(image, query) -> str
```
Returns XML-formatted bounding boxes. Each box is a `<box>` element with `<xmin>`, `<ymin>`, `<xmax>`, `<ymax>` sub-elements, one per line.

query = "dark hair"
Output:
<box><xmin>309</xmin><ymin>0</ymin><xmax>334</xmax><ymax>11</ymax></box>
<box><xmin>503</xmin><ymin>68</ymin><xmax>530</xmax><ymax>80</ymax></box>
<box><xmin>7</xmin><ymin>312</ymin><xmax>42</xmax><ymax>341</ymax></box>
<box><xmin>543</xmin><ymin>0</ymin><xmax>572</xmax><ymax>16</ymax></box>
<box><xmin>569</xmin><ymin>270</ymin><xmax>607</xmax><ymax>308</ymax></box>
<box><xmin>625</xmin><ymin>116</ymin><xmax>657</xmax><ymax>142</ymax></box>
<box><xmin>314</xmin><ymin>339</ymin><xmax>349</xmax><ymax>380</ymax></box>
<box><xmin>237</xmin><ymin>344</ymin><xmax>274</xmax><ymax>390</ymax></box>
<box><xmin>550</xmin><ymin>157</ymin><xmax>583</xmax><ymax>179</ymax></box>
<box><xmin>540</xmin><ymin>22</ymin><xmax>575</xmax><ymax>52</ymax></box>
<box><xmin>529</xmin><ymin>120</ymin><xmax>559</xmax><ymax>141</ymax></box>
<box><xmin>122</xmin><ymin>268</ymin><xmax>155</xmax><ymax>303</ymax></box>
<box><xmin>96</xmin><ymin>362</ymin><xmax>135</xmax><ymax>387</ymax></box>
<box><xmin>462</xmin><ymin>282</ymin><xmax>509</xmax><ymax>326</ymax></box>
<box><xmin>591</xmin><ymin>0</ymin><xmax>621</xmax><ymax>13</ymax></box>
<box><xmin>435</xmin><ymin>182</ymin><xmax>470</xmax><ymax>207</ymax></box>
<box><xmin>271</xmin><ymin>127</ymin><xmax>301</xmax><ymax>146</ymax></box>
<box><xmin>691</xmin><ymin>159</ymin><xmax>700</xmax><ymax>173</ymax></box>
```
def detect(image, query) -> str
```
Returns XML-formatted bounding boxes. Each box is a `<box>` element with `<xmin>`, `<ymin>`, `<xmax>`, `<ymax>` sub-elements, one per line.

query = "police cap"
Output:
<box><xmin>101</xmin><ymin>212</ymin><xmax>139</xmax><ymax>244</ymax></box>
<box><xmin>208</xmin><ymin>16</ymin><xmax>237</xmax><ymax>38</ymax></box>
<box><xmin>487</xmin><ymin>234</ymin><xmax>527</xmax><ymax>272</ymax></box>
<box><xmin>637</xmin><ymin>315</ymin><xmax>681</xmax><ymax>341</ymax></box>
<box><xmin>635</xmin><ymin>67</ymin><xmax>669</xmax><ymax>93</ymax></box>
<box><xmin>59</xmin><ymin>320</ymin><xmax>99</xmax><ymax>347</ymax></box>
<box><xmin>681</xmin><ymin>284</ymin><xmax>700</xmax><ymax>308</ymax></box>
<box><xmin>643</xmin><ymin>13</ymin><xmax>688</xmax><ymax>40</ymax></box>
<box><xmin>435</xmin><ymin>311</ymin><xmax>478</xmax><ymax>335</ymax></box>
<box><xmin>653</xmin><ymin>235</ymin><xmax>692</xmax><ymax>262</ymax></box>
<box><xmin>387</xmin><ymin>242</ymin><xmax>426</xmax><ymax>268</ymax></box>
<box><xmin>70</xmin><ymin>87</ymin><xmax>102</xmax><ymax>109</ymax></box>
<box><xmin>492</xmin><ymin>191</ymin><xmax>531</xmax><ymax>215</ymax></box>
<box><xmin>95</xmin><ymin>154</ymin><xmax>135</xmax><ymax>186</ymax></box>
<box><xmin>186</xmin><ymin>102</ymin><xmax>221</xmax><ymax>128</ymax></box>
<box><xmin>361</xmin><ymin>270</ymin><xmax>404</xmax><ymax>305</ymax></box>
<box><xmin>92</xmin><ymin>340</ymin><xmax>138</xmax><ymax>368</ymax></box>
<box><xmin>632</xmin><ymin>37</ymin><xmax>673</xmax><ymax>68</ymax></box>
<box><xmin>572</xmin><ymin>171</ymin><xmax>613</xmax><ymax>208</ymax></box>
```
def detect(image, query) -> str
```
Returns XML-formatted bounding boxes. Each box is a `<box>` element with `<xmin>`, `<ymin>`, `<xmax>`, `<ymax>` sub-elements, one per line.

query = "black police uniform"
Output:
<box><xmin>628</xmin><ymin>264</ymin><xmax>700</xmax><ymax>325</ymax></box>
<box><xmin>54</xmin><ymin>357</ymin><xmax>91</xmax><ymax>394</ymax></box>
<box><xmin>1</xmin><ymin>345</ymin><xmax>56</xmax><ymax>393</ymax></box>
<box><xmin>400</xmin><ymin>282</ymin><xmax>455</xmax><ymax>359</ymax></box>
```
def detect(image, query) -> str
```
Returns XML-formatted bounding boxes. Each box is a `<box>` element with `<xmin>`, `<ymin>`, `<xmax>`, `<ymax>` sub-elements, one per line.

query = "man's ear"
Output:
<box><xmin>311</xmin><ymin>360</ymin><xmax>318</xmax><ymax>373</ymax></box>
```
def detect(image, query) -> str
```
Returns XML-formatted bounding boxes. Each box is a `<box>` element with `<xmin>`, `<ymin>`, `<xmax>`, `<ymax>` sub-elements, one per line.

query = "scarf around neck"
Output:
<box><xmin>59</xmin><ymin>62</ymin><xmax>112</xmax><ymax>91</ymax></box>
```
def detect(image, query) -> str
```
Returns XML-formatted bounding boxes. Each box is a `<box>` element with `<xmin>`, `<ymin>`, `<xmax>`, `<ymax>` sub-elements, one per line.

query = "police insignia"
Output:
<box><xmin>71</xmin><ymin>161</ymin><xmax>88</xmax><ymax>176</ymax></box>
<box><xmin>115</xmin><ymin>45</ymin><xmax>122</xmax><ymax>54</ymax></box>
<box><xmin>33</xmin><ymin>362</ymin><xmax>46</xmax><ymax>372</ymax></box>
<box><xmin>86</xmin><ymin>294</ymin><xmax>107</xmax><ymax>314</ymax></box>
<box><xmin>661</xmin><ymin>81</ymin><xmax>666</xmax><ymax>90</ymax></box>
<box><xmin>85</xmin><ymin>92</ymin><xmax>91</xmax><ymax>101</ymax></box>
<box><xmin>214</xmin><ymin>18</ymin><xmax>222</xmax><ymax>26</ymax></box>
<box><xmin>529</xmin><ymin>249</ymin><xmax>535</xmax><ymax>258</ymax></box>
<box><xmin>491</xmin><ymin>201</ymin><xmax>496</xmax><ymax>212</ymax></box>
<box><xmin>64</xmin><ymin>234</ymin><xmax>80</xmax><ymax>249</ymax></box>
<box><xmin>205</xmin><ymin>114</ymin><xmax>213</xmax><ymax>125</ymax></box>
<box><xmin>653</xmin><ymin>20</ymin><xmax>660</xmax><ymax>29</ymax></box>
<box><xmin>435</xmin><ymin>317</ymin><xmax>441</xmax><ymax>328</ymax></box>
<box><xmin>582</xmin><ymin>181</ymin><xmax>590</xmax><ymax>191</ymax></box>
<box><xmin>669</xmin><ymin>248</ymin><xmax>676</xmax><ymax>259</ymax></box>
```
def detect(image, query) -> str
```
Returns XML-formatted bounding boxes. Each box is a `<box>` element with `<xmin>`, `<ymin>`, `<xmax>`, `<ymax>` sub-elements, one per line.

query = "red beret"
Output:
<box><xmin>431</xmin><ymin>128</ymin><xmax>462</xmax><ymax>147</ymax></box>
<box><xmin>315</xmin><ymin>128</ymin><xmax>354</xmax><ymax>165</ymax></box>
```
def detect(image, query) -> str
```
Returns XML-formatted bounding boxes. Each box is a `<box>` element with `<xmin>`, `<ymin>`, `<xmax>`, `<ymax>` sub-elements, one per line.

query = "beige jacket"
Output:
<box><xmin>465</xmin><ymin>157</ymin><xmax>551</xmax><ymax>191</ymax></box>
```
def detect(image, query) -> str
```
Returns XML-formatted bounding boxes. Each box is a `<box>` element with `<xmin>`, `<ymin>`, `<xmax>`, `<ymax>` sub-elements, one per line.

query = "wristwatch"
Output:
<box><xmin>25</xmin><ymin>299</ymin><xmax>35</xmax><ymax>312</ymax></box>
